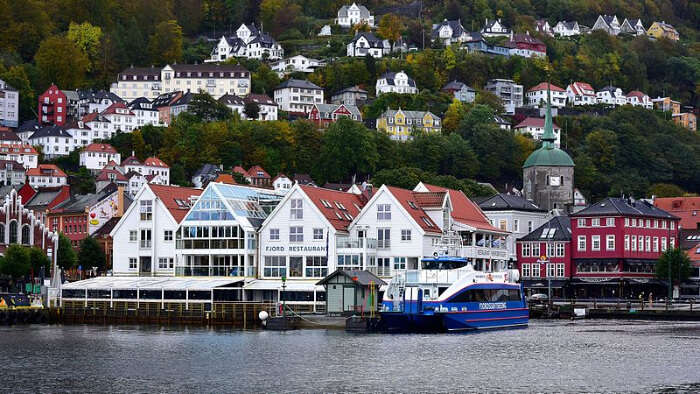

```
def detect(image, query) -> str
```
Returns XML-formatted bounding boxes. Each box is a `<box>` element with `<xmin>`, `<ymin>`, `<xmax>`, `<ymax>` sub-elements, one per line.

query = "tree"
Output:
<box><xmin>244</xmin><ymin>102</ymin><xmax>260</xmax><ymax>120</ymax></box>
<box><xmin>78</xmin><ymin>237</ymin><xmax>106</xmax><ymax>273</ymax></box>
<box><xmin>57</xmin><ymin>234</ymin><xmax>77</xmax><ymax>271</ymax></box>
<box><xmin>0</xmin><ymin>65</ymin><xmax>35</xmax><ymax>121</ymax></box>
<box><xmin>34</xmin><ymin>35</ymin><xmax>89</xmax><ymax>89</ymax></box>
<box><xmin>28</xmin><ymin>247</ymin><xmax>50</xmax><ymax>277</ymax></box>
<box><xmin>67</xmin><ymin>22</ymin><xmax>103</xmax><ymax>72</ymax></box>
<box><xmin>0</xmin><ymin>245</ymin><xmax>30</xmax><ymax>279</ymax></box>
<box><xmin>148</xmin><ymin>20</ymin><xmax>183</xmax><ymax>65</ymax></box>
<box><xmin>315</xmin><ymin>118</ymin><xmax>378</xmax><ymax>183</ymax></box>
<box><xmin>656</xmin><ymin>248</ymin><xmax>693</xmax><ymax>286</ymax></box>
<box><xmin>71</xmin><ymin>167</ymin><xmax>96</xmax><ymax>194</ymax></box>
<box><xmin>188</xmin><ymin>92</ymin><xmax>233</xmax><ymax>121</ymax></box>
<box><xmin>648</xmin><ymin>183</ymin><xmax>685</xmax><ymax>198</ymax></box>
<box><xmin>377</xmin><ymin>14</ymin><xmax>403</xmax><ymax>52</ymax></box>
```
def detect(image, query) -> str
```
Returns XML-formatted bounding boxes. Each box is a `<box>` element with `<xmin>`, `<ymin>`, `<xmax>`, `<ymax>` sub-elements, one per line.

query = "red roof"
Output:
<box><xmin>233</xmin><ymin>166</ymin><xmax>247</xmax><ymax>176</ymax></box>
<box><xmin>82</xmin><ymin>112</ymin><xmax>100</xmax><ymax>123</ymax></box>
<box><xmin>0</xmin><ymin>143</ymin><xmax>37</xmax><ymax>155</ymax></box>
<box><xmin>272</xmin><ymin>173</ymin><xmax>289</xmax><ymax>183</ymax></box>
<box><xmin>122</xmin><ymin>156</ymin><xmax>142</xmax><ymax>166</ymax></box>
<box><xmin>514</xmin><ymin>117</ymin><xmax>561</xmax><ymax>130</ymax></box>
<box><xmin>385</xmin><ymin>186</ymin><xmax>441</xmax><ymax>234</ymax></box>
<box><xmin>568</xmin><ymin>82</ymin><xmax>595</xmax><ymax>96</ymax></box>
<box><xmin>85</xmin><ymin>143</ymin><xmax>118</xmax><ymax>154</ymax></box>
<box><xmin>149</xmin><ymin>184</ymin><xmax>202</xmax><ymax>223</ymax></box>
<box><xmin>626</xmin><ymin>90</ymin><xmax>647</xmax><ymax>99</ymax></box>
<box><xmin>101</xmin><ymin>102</ymin><xmax>134</xmax><ymax>116</ymax></box>
<box><xmin>247</xmin><ymin>165</ymin><xmax>270</xmax><ymax>179</ymax></box>
<box><xmin>144</xmin><ymin>156</ymin><xmax>169</xmax><ymax>168</ymax></box>
<box><xmin>215</xmin><ymin>174</ymin><xmax>236</xmax><ymax>184</ymax></box>
<box><xmin>654</xmin><ymin>197</ymin><xmax>700</xmax><ymax>230</ymax></box>
<box><xmin>96</xmin><ymin>168</ymin><xmax>127</xmax><ymax>182</ymax></box>
<box><xmin>299</xmin><ymin>185</ymin><xmax>365</xmax><ymax>232</ymax></box>
<box><xmin>26</xmin><ymin>164</ymin><xmax>67</xmax><ymax>178</ymax></box>
<box><xmin>528</xmin><ymin>82</ymin><xmax>565</xmax><ymax>93</ymax></box>
<box><xmin>422</xmin><ymin>183</ymin><xmax>503</xmax><ymax>233</ymax></box>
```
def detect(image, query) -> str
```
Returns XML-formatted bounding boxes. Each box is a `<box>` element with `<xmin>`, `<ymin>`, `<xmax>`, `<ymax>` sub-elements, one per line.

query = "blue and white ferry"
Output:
<box><xmin>380</xmin><ymin>257</ymin><xmax>528</xmax><ymax>332</ymax></box>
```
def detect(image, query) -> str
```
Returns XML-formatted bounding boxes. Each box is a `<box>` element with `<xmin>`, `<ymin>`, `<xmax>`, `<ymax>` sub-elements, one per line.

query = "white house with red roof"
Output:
<box><xmin>566</xmin><ymin>82</ymin><xmax>596</xmax><ymax>106</ymax></box>
<box><xmin>110</xmin><ymin>184</ymin><xmax>202</xmax><ymax>276</ymax></box>
<box><xmin>514</xmin><ymin>117</ymin><xmax>562</xmax><ymax>147</ymax></box>
<box><xmin>80</xmin><ymin>143</ymin><xmax>121</xmax><ymax>172</ymax></box>
<box><xmin>272</xmin><ymin>174</ymin><xmax>293</xmax><ymax>193</ymax></box>
<box><xmin>625</xmin><ymin>90</ymin><xmax>652</xmax><ymax>109</ymax></box>
<box><xmin>526</xmin><ymin>82</ymin><xmax>566</xmax><ymax>108</ymax></box>
<box><xmin>120</xmin><ymin>154</ymin><xmax>170</xmax><ymax>185</ymax></box>
<box><xmin>101</xmin><ymin>102</ymin><xmax>136</xmax><ymax>132</ymax></box>
<box><xmin>27</xmin><ymin>164</ymin><xmax>68</xmax><ymax>188</ymax></box>
<box><xmin>95</xmin><ymin>167</ymin><xmax>128</xmax><ymax>192</ymax></box>
<box><xmin>0</xmin><ymin>143</ymin><xmax>38</xmax><ymax>169</ymax></box>
<box><xmin>81</xmin><ymin>112</ymin><xmax>114</xmax><ymax>140</ymax></box>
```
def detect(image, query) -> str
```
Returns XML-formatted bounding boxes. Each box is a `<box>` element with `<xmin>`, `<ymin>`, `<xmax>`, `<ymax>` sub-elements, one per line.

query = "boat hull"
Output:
<box><xmin>380</xmin><ymin>308</ymin><xmax>529</xmax><ymax>332</ymax></box>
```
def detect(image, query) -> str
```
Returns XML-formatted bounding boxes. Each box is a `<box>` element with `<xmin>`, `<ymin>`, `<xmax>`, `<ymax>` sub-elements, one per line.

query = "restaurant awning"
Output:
<box><xmin>61</xmin><ymin>277</ymin><xmax>244</xmax><ymax>290</ymax></box>
<box><xmin>243</xmin><ymin>280</ymin><xmax>324</xmax><ymax>292</ymax></box>
<box><xmin>570</xmin><ymin>278</ymin><xmax>621</xmax><ymax>285</ymax></box>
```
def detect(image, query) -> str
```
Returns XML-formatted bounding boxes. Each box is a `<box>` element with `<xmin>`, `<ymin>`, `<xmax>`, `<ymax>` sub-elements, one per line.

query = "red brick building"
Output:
<box><xmin>569</xmin><ymin>197</ymin><xmax>679</xmax><ymax>299</ymax></box>
<box><xmin>38</xmin><ymin>84</ymin><xmax>68</xmax><ymax>126</ymax></box>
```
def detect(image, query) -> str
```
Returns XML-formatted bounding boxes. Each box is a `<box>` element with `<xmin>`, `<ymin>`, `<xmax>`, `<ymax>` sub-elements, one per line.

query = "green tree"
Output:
<box><xmin>0</xmin><ymin>65</ymin><xmax>35</xmax><ymax>121</ymax></box>
<box><xmin>0</xmin><ymin>245</ymin><xmax>30</xmax><ymax>279</ymax></box>
<box><xmin>78</xmin><ymin>237</ymin><xmax>106</xmax><ymax>273</ymax></box>
<box><xmin>648</xmin><ymin>183</ymin><xmax>685</xmax><ymax>198</ymax></box>
<box><xmin>28</xmin><ymin>247</ymin><xmax>50</xmax><ymax>276</ymax></box>
<box><xmin>315</xmin><ymin>118</ymin><xmax>378</xmax><ymax>183</ymax></box>
<box><xmin>187</xmin><ymin>92</ymin><xmax>233</xmax><ymax>122</ymax></box>
<box><xmin>656</xmin><ymin>248</ymin><xmax>693</xmax><ymax>285</ymax></box>
<box><xmin>57</xmin><ymin>234</ymin><xmax>77</xmax><ymax>271</ymax></box>
<box><xmin>71</xmin><ymin>167</ymin><xmax>96</xmax><ymax>194</ymax></box>
<box><xmin>147</xmin><ymin>20</ymin><xmax>183</xmax><ymax>65</ymax></box>
<box><xmin>34</xmin><ymin>35</ymin><xmax>89</xmax><ymax>89</ymax></box>
<box><xmin>66</xmin><ymin>22</ymin><xmax>103</xmax><ymax>72</ymax></box>
<box><xmin>244</xmin><ymin>102</ymin><xmax>260</xmax><ymax>120</ymax></box>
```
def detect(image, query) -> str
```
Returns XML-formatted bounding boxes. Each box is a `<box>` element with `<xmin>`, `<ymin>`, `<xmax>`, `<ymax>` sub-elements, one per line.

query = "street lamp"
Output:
<box><xmin>539</xmin><ymin>255</ymin><xmax>551</xmax><ymax>305</ymax></box>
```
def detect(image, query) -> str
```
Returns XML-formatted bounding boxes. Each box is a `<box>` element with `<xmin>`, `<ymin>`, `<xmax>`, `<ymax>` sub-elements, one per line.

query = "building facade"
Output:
<box><xmin>27</xmin><ymin>164</ymin><xmax>68</xmax><ymax>188</ymax></box>
<box><xmin>38</xmin><ymin>85</ymin><xmax>68</xmax><ymax>126</ymax></box>
<box><xmin>376</xmin><ymin>71</ymin><xmax>418</xmax><ymax>96</ymax></box>
<box><xmin>336</xmin><ymin>3</ymin><xmax>375</xmax><ymax>28</ymax></box>
<box><xmin>273</xmin><ymin>79</ymin><xmax>324</xmax><ymax>114</ymax></box>
<box><xmin>309</xmin><ymin>104</ymin><xmax>362</xmax><ymax>127</ymax></box>
<box><xmin>485</xmin><ymin>79</ymin><xmax>523</xmax><ymax>114</ymax></box>
<box><xmin>80</xmin><ymin>143</ymin><xmax>121</xmax><ymax>172</ymax></box>
<box><xmin>527</xmin><ymin>83</ymin><xmax>566</xmax><ymax>108</ymax></box>
<box><xmin>0</xmin><ymin>79</ymin><xmax>19</xmax><ymax>128</ymax></box>
<box><xmin>376</xmin><ymin>109</ymin><xmax>441</xmax><ymax>141</ymax></box>
<box><xmin>567</xmin><ymin>82</ymin><xmax>596</xmax><ymax>106</ymax></box>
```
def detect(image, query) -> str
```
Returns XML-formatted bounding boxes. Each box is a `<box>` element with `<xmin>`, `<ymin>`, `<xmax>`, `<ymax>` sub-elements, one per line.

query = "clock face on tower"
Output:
<box><xmin>549</xmin><ymin>176</ymin><xmax>561</xmax><ymax>186</ymax></box>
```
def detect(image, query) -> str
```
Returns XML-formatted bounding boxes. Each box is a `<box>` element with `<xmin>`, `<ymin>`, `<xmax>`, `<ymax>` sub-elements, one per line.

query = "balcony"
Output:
<box><xmin>456</xmin><ymin>245</ymin><xmax>509</xmax><ymax>260</ymax></box>
<box><xmin>336</xmin><ymin>237</ymin><xmax>377</xmax><ymax>251</ymax></box>
<box><xmin>367</xmin><ymin>266</ymin><xmax>391</xmax><ymax>277</ymax></box>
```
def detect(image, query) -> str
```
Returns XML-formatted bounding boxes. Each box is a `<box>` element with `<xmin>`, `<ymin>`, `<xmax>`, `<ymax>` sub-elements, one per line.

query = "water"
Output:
<box><xmin>1</xmin><ymin>320</ymin><xmax>699</xmax><ymax>393</ymax></box>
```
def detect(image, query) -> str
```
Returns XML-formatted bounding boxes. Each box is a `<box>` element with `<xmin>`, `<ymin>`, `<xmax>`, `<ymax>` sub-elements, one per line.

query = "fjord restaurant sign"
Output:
<box><xmin>265</xmin><ymin>245</ymin><xmax>327</xmax><ymax>253</ymax></box>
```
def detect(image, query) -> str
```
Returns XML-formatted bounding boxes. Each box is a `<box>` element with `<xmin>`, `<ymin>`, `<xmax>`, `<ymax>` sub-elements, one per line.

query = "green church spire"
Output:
<box><xmin>541</xmin><ymin>83</ymin><xmax>556</xmax><ymax>149</ymax></box>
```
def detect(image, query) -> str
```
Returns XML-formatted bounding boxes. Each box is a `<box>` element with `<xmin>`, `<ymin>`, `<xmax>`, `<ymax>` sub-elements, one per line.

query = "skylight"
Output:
<box><xmin>335</xmin><ymin>211</ymin><xmax>343</xmax><ymax>220</ymax></box>
<box><xmin>408</xmin><ymin>201</ymin><xmax>418</xmax><ymax>209</ymax></box>
<box><xmin>422</xmin><ymin>217</ymin><xmax>433</xmax><ymax>227</ymax></box>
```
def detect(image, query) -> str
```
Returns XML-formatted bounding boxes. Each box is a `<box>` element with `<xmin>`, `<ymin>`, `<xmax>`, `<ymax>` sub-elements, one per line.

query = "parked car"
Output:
<box><xmin>528</xmin><ymin>293</ymin><xmax>549</xmax><ymax>302</ymax></box>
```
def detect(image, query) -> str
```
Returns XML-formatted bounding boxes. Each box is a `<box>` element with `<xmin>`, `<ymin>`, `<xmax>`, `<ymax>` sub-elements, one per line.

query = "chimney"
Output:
<box><xmin>117</xmin><ymin>185</ymin><xmax>125</xmax><ymax>215</ymax></box>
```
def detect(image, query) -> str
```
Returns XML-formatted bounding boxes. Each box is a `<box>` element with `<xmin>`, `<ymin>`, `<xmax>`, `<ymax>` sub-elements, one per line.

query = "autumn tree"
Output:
<box><xmin>377</xmin><ymin>14</ymin><xmax>403</xmax><ymax>53</ymax></box>
<box><xmin>148</xmin><ymin>20</ymin><xmax>183</xmax><ymax>65</ymax></box>
<box><xmin>34</xmin><ymin>35</ymin><xmax>89</xmax><ymax>89</ymax></box>
<box><xmin>67</xmin><ymin>22</ymin><xmax>103</xmax><ymax>72</ymax></box>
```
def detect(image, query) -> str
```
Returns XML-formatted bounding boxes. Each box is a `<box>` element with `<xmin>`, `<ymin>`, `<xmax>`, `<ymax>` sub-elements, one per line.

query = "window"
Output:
<box><xmin>547</xmin><ymin>243</ymin><xmax>556</xmax><ymax>258</ymax></box>
<box><xmin>624</xmin><ymin>235</ymin><xmax>630</xmax><ymax>251</ymax></box>
<box><xmin>606</xmin><ymin>217</ymin><xmax>614</xmax><ymax>227</ymax></box>
<box><xmin>337</xmin><ymin>255</ymin><xmax>362</xmax><ymax>270</ymax></box>
<box><xmin>556</xmin><ymin>243</ymin><xmax>565</xmax><ymax>257</ymax></box>
<box><xmin>603</xmin><ymin>235</ymin><xmax>614</xmax><ymax>250</ymax></box>
<box><xmin>393</xmin><ymin>257</ymin><xmax>406</xmax><ymax>270</ymax></box>
<box><xmin>645</xmin><ymin>236</ymin><xmax>651</xmax><ymax>252</ymax></box>
<box><xmin>140</xmin><ymin>229</ymin><xmax>152</xmax><ymax>248</ymax></box>
<box><xmin>513</xmin><ymin>219</ymin><xmax>519</xmax><ymax>232</ymax></box>
<box><xmin>577</xmin><ymin>218</ymin><xmax>586</xmax><ymax>227</ymax></box>
<box><xmin>522</xmin><ymin>263</ymin><xmax>531</xmax><ymax>277</ymax></box>
<box><xmin>547</xmin><ymin>263</ymin><xmax>556</xmax><ymax>278</ymax></box>
<box><xmin>638</xmin><ymin>236</ymin><xmax>644</xmax><ymax>251</ymax></box>
<box><xmin>158</xmin><ymin>258</ymin><xmax>170</xmax><ymax>269</ymax></box>
<box><xmin>532</xmin><ymin>263</ymin><xmax>540</xmax><ymax>277</ymax></box>
<box><xmin>521</xmin><ymin>243</ymin><xmax>530</xmax><ymax>257</ymax></box>
<box><xmin>289</xmin><ymin>256</ymin><xmax>303</xmax><ymax>277</ymax></box>
<box><xmin>289</xmin><ymin>226</ymin><xmax>303</xmax><ymax>242</ymax></box>
<box><xmin>532</xmin><ymin>242</ymin><xmax>540</xmax><ymax>257</ymax></box>
<box><xmin>140</xmin><ymin>200</ymin><xmax>152</xmax><ymax>220</ymax></box>
<box><xmin>671</xmin><ymin>222</ymin><xmax>675</xmax><ymax>230</ymax></box>
<box><xmin>645</xmin><ymin>219</ymin><xmax>651</xmax><ymax>228</ymax></box>
<box><xmin>270</xmin><ymin>228</ymin><xmax>279</xmax><ymax>241</ymax></box>
<box><xmin>631</xmin><ymin>235</ymin><xmax>637</xmax><ymax>251</ymax></box>
<box><xmin>377</xmin><ymin>204</ymin><xmax>391</xmax><ymax>220</ymax></box>
<box><xmin>670</xmin><ymin>237</ymin><xmax>675</xmax><ymax>248</ymax></box>
<box><xmin>264</xmin><ymin>256</ymin><xmax>286</xmax><ymax>277</ymax></box>
<box><xmin>661</xmin><ymin>237</ymin><xmax>667</xmax><ymax>251</ymax></box>
<box><xmin>129</xmin><ymin>258</ymin><xmax>137</xmax><ymax>269</ymax></box>
<box><xmin>313</xmin><ymin>228</ymin><xmax>324</xmax><ymax>240</ymax></box>
<box><xmin>592</xmin><ymin>218</ymin><xmax>600</xmax><ymax>227</ymax></box>
<box><xmin>164</xmin><ymin>230</ymin><xmax>173</xmax><ymax>241</ymax></box>
<box><xmin>631</xmin><ymin>218</ymin><xmax>637</xmax><ymax>227</ymax></box>
<box><xmin>556</xmin><ymin>263</ymin><xmax>565</xmax><ymax>278</ymax></box>
<box><xmin>653</xmin><ymin>237</ymin><xmax>659</xmax><ymax>252</ymax></box>
<box><xmin>578</xmin><ymin>236</ymin><xmax>586</xmax><ymax>251</ymax></box>
<box><xmin>290</xmin><ymin>199</ymin><xmax>303</xmax><ymax>219</ymax></box>
<box><xmin>499</xmin><ymin>219</ymin><xmax>507</xmax><ymax>231</ymax></box>
<box><xmin>400</xmin><ymin>229</ymin><xmax>412</xmax><ymax>241</ymax></box>
<box><xmin>377</xmin><ymin>228</ymin><xmax>390</xmax><ymax>248</ymax></box>
<box><xmin>592</xmin><ymin>235</ymin><xmax>600</xmax><ymax>251</ymax></box>
<box><xmin>305</xmin><ymin>256</ymin><xmax>328</xmax><ymax>278</ymax></box>
<box><xmin>624</xmin><ymin>218</ymin><xmax>629</xmax><ymax>227</ymax></box>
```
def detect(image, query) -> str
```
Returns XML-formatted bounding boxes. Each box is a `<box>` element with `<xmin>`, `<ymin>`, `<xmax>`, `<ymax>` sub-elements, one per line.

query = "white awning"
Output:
<box><xmin>243</xmin><ymin>280</ymin><xmax>324</xmax><ymax>292</ymax></box>
<box><xmin>62</xmin><ymin>277</ymin><xmax>243</xmax><ymax>290</ymax></box>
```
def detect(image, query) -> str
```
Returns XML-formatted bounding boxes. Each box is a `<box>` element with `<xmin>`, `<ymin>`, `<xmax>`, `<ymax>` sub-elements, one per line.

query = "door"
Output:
<box><xmin>357</xmin><ymin>230</ymin><xmax>366</xmax><ymax>248</ymax></box>
<box><xmin>327</xmin><ymin>284</ymin><xmax>342</xmax><ymax>313</ymax></box>
<box><xmin>343</xmin><ymin>286</ymin><xmax>355</xmax><ymax>312</ymax></box>
<box><xmin>139</xmin><ymin>257</ymin><xmax>152</xmax><ymax>276</ymax></box>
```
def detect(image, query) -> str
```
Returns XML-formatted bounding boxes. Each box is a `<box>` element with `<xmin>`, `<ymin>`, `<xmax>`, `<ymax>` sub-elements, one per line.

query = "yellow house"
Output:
<box><xmin>376</xmin><ymin>108</ymin><xmax>442</xmax><ymax>141</ymax></box>
<box><xmin>652</xmin><ymin>97</ymin><xmax>681</xmax><ymax>114</ymax></box>
<box><xmin>672</xmin><ymin>113</ymin><xmax>697</xmax><ymax>132</ymax></box>
<box><xmin>647</xmin><ymin>21</ymin><xmax>679</xmax><ymax>41</ymax></box>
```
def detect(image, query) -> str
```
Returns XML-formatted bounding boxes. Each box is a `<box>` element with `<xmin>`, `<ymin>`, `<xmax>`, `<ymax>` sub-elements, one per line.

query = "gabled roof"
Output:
<box><xmin>84</xmin><ymin>143</ymin><xmax>118</xmax><ymax>154</ymax></box>
<box><xmin>478</xmin><ymin>193</ymin><xmax>545</xmax><ymax>212</ymax></box>
<box><xmin>17</xmin><ymin>119</ymin><xmax>41</xmax><ymax>134</ymax></box>
<box><xmin>380</xmin><ymin>108</ymin><xmax>438</xmax><ymax>120</ymax></box>
<box><xmin>626</xmin><ymin>90</ymin><xmax>648</xmax><ymax>99</ymax></box>
<box><xmin>246</xmin><ymin>165</ymin><xmax>270</xmax><ymax>179</ymax></box>
<box><xmin>432</xmin><ymin>19</ymin><xmax>466</xmax><ymax>38</ymax></box>
<box><xmin>0</xmin><ymin>143</ymin><xmax>37</xmax><ymax>155</ymax></box>
<box><xmin>214</xmin><ymin>174</ymin><xmax>236</xmax><ymax>184</ymax></box>
<box><xmin>514</xmin><ymin>117</ymin><xmax>561</xmax><ymax>130</ymax></box>
<box><xmin>350</xmin><ymin>32</ymin><xmax>384</xmax><ymax>47</ymax></box>
<box><xmin>193</xmin><ymin>163</ymin><xmax>220</xmax><ymax>178</ymax></box>
<box><xmin>571</xmin><ymin>197</ymin><xmax>678</xmax><ymax>219</ymax></box>
<box><xmin>299</xmin><ymin>185</ymin><xmax>365</xmax><ymax>232</ymax></box>
<box><xmin>82</xmin><ymin>112</ymin><xmax>111</xmax><ymax>123</ymax></box>
<box><xmin>568</xmin><ymin>82</ymin><xmax>596</xmax><ymax>96</ymax></box>
<box><xmin>312</xmin><ymin>103</ymin><xmax>361</xmax><ymax>119</ymax></box>
<box><xmin>51</xmin><ymin>192</ymin><xmax>104</xmax><ymax>214</ymax></box>
<box><xmin>171</xmin><ymin>92</ymin><xmax>194</xmax><ymax>106</ymax></box>
<box><xmin>96</xmin><ymin>168</ymin><xmax>128</xmax><ymax>182</ymax></box>
<box><xmin>333</xmin><ymin>85</ymin><xmax>368</xmax><ymax>96</ymax></box>
<box><xmin>686</xmin><ymin>243</ymin><xmax>700</xmax><ymax>265</ymax></box>
<box><xmin>149</xmin><ymin>184</ymin><xmax>202</xmax><ymax>223</ymax></box>
<box><xmin>378</xmin><ymin>71</ymin><xmax>416</xmax><ymax>87</ymax></box>
<box><xmin>653</xmin><ymin>197</ymin><xmax>700</xmax><ymax>229</ymax></box>
<box><xmin>29</xmin><ymin>125</ymin><xmax>71</xmax><ymax>140</ymax></box>
<box><xmin>442</xmin><ymin>80</ymin><xmax>475</xmax><ymax>92</ymax></box>
<box><xmin>218</xmin><ymin>93</ymin><xmax>245</xmax><ymax>106</ymax></box>
<box><xmin>244</xmin><ymin>94</ymin><xmax>276</xmax><ymax>106</ymax></box>
<box><xmin>272</xmin><ymin>173</ymin><xmax>290</xmax><ymax>182</ymax></box>
<box><xmin>233</xmin><ymin>166</ymin><xmax>247</xmax><ymax>176</ymax></box>
<box><xmin>275</xmin><ymin>78</ymin><xmax>322</xmax><ymax>90</ymax></box>
<box><xmin>506</xmin><ymin>33</ymin><xmax>545</xmax><ymax>46</ymax></box>
<box><xmin>26</xmin><ymin>164</ymin><xmax>67</xmax><ymax>178</ymax></box>
<box><xmin>151</xmin><ymin>91</ymin><xmax>182</xmax><ymax>108</ymax></box>
<box><xmin>101</xmin><ymin>102</ymin><xmax>134</xmax><ymax>116</ymax></box>
<box><xmin>144</xmin><ymin>157</ymin><xmax>169</xmax><ymax>168</ymax></box>
<box><xmin>385</xmin><ymin>186</ymin><xmax>441</xmax><ymax>234</ymax></box>
<box><xmin>421</xmin><ymin>183</ymin><xmax>503</xmax><ymax>233</ymax></box>
<box><xmin>294</xmin><ymin>173</ymin><xmax>315</xmax><ymax>185</ymax></box>
<box><xmin>122</xmin><ymin>156</ymin><xmax>142</xmax><ymax>166</ymax></box>
<box><xmin>528</xmin><ymin>82</ymin><xmax>565</xmax><ymax>93</ymax></box>
<box><xmin>316</xmin><ymin>269</ymin><xmax>386</xmax><ymax>286</ymax></box>
<box><xmin>519</xmin><ymin>215</ymin><xmax>571</xmax><ymax>242</ymax></box>
<box><xmin>0</xmin><ymin>129</ymin><xmax>20</xmax><ymax>142</ymax></box>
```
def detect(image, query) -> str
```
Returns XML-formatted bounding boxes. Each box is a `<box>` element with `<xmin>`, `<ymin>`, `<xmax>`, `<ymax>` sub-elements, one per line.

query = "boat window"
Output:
<box><xmin>448</xmin><ymin>288</ymin><xmax>521</xmax><ymax>303</ymax></box>
<box><xmin>438</xmin><ymin>287</ymin><xmax>449</xmax><ymax>296</ymax></box>
<box><xmin>423</xmin><ymin>289</ymin><xmax>431</xmax><ymax>298</ymax></box>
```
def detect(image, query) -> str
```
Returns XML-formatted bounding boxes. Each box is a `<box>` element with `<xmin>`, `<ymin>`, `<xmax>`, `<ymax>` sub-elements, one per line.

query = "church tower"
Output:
<box><xmin>522</xmin><ymin>86</ymin><xmax>575</xmax><ymax>211</ymax></box>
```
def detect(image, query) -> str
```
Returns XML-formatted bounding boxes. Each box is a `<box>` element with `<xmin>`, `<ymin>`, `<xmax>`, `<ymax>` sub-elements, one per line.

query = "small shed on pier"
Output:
<box><xmin>317</xmin><ymin>270</ymin><xmax>386</xmax><ymax>316</ymax></box>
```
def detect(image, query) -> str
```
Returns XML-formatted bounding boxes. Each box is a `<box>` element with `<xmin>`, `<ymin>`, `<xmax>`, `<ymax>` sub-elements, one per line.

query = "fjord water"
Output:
<box><xmin>1</xmin><ymin>320</ymin><xmax>698</xmax><ymax>393</ymax></box>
